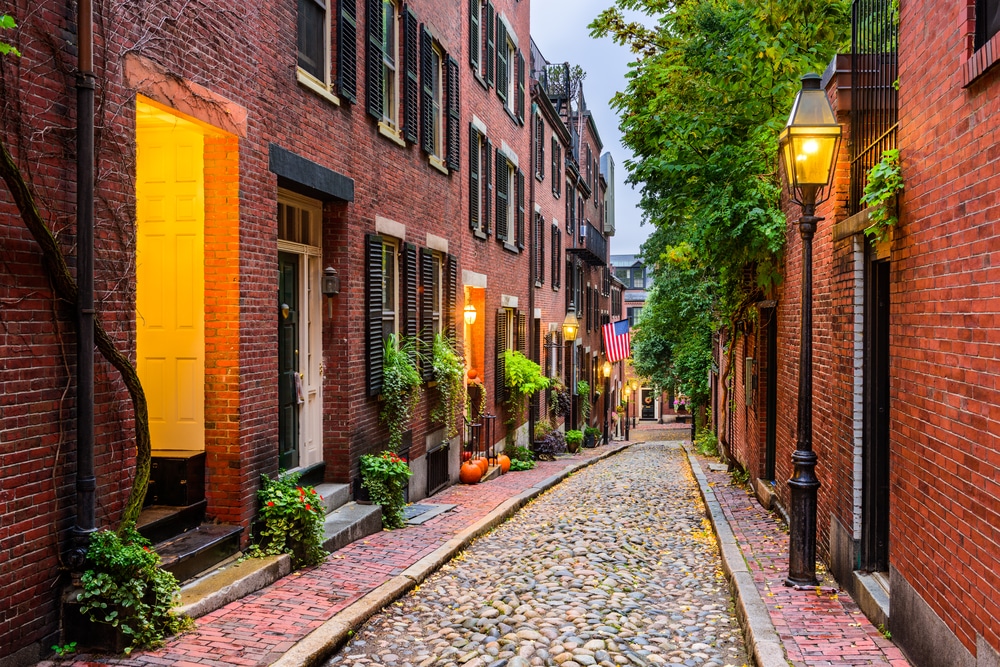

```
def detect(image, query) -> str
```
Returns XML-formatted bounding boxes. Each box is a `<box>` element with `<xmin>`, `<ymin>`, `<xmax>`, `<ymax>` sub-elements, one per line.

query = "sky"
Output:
<box><xmin>530</xmin><ymin>0</ymin><xmax>649</xmax><ymax>257</ymax></box>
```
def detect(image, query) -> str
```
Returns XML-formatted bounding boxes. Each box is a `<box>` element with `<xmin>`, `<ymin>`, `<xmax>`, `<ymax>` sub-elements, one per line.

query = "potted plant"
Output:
<box><xmin>360</xmin><ymin>451</ymin><xmax>413</xmax><ymax>529</ymax></box>
<box><xmin>507</xmin><ymin>444</ymin><xmax>537</xmax><ymax>470</ymax></box>
<box><xmin>254</xmin><ymin>471</ymin><xmax>327</xmax><ymax>567</ymax></box>
<box><xmin>676</xmin><ymin>396</ymin><xmax>688</xmax><ymax>413</ymax></box>
<box><xmin>565</xmin><ymin>429</ymin><xmax>584</xmax><ymax>453</ymax></box>
<box><xmin>531</xmin><ymin>421</ymin><xmax>566</xmax><ymax>460</ymax></box>
<box><xmin>584</xmin><ymin>426</ymin><xmax>601</xmax><ymax>448</ymax></box>
<box><xmin>380</xmin><ymin>334</ymin><xmax>422</xmax><ymax>451</ymax></box>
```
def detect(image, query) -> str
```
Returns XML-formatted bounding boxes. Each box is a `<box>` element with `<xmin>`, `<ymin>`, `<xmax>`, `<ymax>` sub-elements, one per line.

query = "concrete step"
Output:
<box><xmin>155</xmin><ymin>523</ymin><xmax>243</xmax><ymax>584</ymax></box>
<box><xmin>322</xmin><ymin>501</ymin><xmax>382</xmax><ymax>552</ymax></box>
<box><xmin>315</xmin><ymin>482</ymin><xmax>351</xmax><ymax>514</ymax></box>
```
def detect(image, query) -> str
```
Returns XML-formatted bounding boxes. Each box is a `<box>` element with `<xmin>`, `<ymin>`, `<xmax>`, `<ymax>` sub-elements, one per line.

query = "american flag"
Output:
<box><xmin>602</xmin><ymin>319</ymin><xmax>631</xmax><ymax>363</ymax></box>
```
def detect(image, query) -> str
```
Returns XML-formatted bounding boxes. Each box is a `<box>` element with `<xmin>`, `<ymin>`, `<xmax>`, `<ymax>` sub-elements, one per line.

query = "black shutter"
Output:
<box><xmin>517</xmin><ymin>311</ymin><xmax>527</xmax><ymax>354</ymax></box>
<box><xmin>516</xmin><ymin>168</ymin><xmax>525</xmax><ymax>250</ymax></box>
<box><xmin>496</xmin><ymin>309</ymin><xmax>507</xmax><ymax>403</ymax></box>
<box><xmin>468</xmin><ymin>0</ymin><xmax>479</xmax><ymax>72</ymax></box>
<box><xmin>420</xmin><ymin>247</ymin><xmax>435</xmax><ymax>381</ymax></box>
<box><xmin>420</xmin><ymin>26</ymin><xmax>434</xmax><ymax>154</ymax></box>
<box><xmin>484</xmin><ymin>137</ymin><xmax>493</xmax><ymax>236</ymax></box>
<box><xmin>516</xmin><ymin>49</ymin><xmax>525</xmax><ymax>124</ymax></box>
<box><xmin>535</xmin><ymin>115</ymin><xmax>544</xmax><ymax>181</ymax></box>
<box><xmin>446</xmin><ymin>56</ymin><xmax>461</xmax><ymax>171</ymax></box>
<box><xmin>552</xmin><ymin>226</ymin><xmax>561</xmax><ymax>288</ymax></box>
<box><xmin>485</xmin><ymin>2</ymin><xmax>495</xmax><ymax>86</ymax></box>
<box><xmin>337</xmin><ymin>0</ymin><xmax>358</xmax><ymax>103</ymax></box>
<box><xmin>495</xmin><ymin>148</ymin><xmax>508</xmax><ymax>243</ymax></box>
<box><xmin>534</xmin><ymin>212</ymin><xmax>544</xmax><ymax>285</ymax></box>
<box><xmin>469</xmin><ymin>124</ymin><xmax>480</xmax><ymax>231</ymax></box>
<box><xmin>403</xmin><ymin>7</ymin><xmax>419</xmax><ymax>144</ymax></box>
<box><xmin>365</xmin><ymin>0</ymin><xmax>383</xmax><ymax>119</ymax></box>
<box><xmin>446</xmin><ymin>253</ymin><xmax>458</xmax><ymax>342</ymax></box>
<box><xmin>403</xmin><ymin>243</ymin><xmax>419</xmax><ymax>360</ymax></box>
<box><xmin>495</xmin><ymin>18</ymin><xmax>507</xmax><ymax>104</ymax></box>
<box><xmin>366</xmin><ymin>234</ymin><xmax>384</xmax><ymax>396</ymax></box>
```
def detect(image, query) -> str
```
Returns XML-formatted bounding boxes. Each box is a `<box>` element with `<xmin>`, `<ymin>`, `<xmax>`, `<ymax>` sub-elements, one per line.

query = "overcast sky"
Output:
<box><xmin>530</xmin><ymin>0</ymin><xmax>648</xmax><ymax>257</ymax></box>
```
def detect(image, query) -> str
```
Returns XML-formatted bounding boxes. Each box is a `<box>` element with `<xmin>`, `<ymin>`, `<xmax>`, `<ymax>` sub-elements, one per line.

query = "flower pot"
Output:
<box><xmin>583</xmin><ymin>433</ymin><xmax>596</xmax><ymax>449</ymax></box>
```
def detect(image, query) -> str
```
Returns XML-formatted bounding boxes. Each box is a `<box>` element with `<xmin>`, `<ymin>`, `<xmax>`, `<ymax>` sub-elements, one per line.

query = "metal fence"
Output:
<box><xmin>850</xmin><ymin>0</ymin><xmax>899</xmax><ymax>215</ymax></box>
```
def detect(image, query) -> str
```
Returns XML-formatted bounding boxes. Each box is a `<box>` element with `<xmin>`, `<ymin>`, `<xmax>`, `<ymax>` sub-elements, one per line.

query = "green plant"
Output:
<box><xmin>76</xmin><ymin>525</ymin><xmax>191</xmax><ymax>654</ymax></box>
<box><xmin>550</xmin><ymin>384</ymin><xmax>572</xmax><ymax>418</ymax></box>
<box><xmin>430</xmin><ymin>333</ymin><xmax>466</xmax><ymax>438</ymax></box>
<box><xmin>533</xmin><ymin>419</ymin><xmax>555</xmax><ymax>442</ymax></box>
<box><xmin>576</xmin><ymin>380</ymin><xmax>591</xmax><ymax>423</ymax></box>
<box><xmin>0</xmin><ymin>14</ymin><xmax>21</xmax><ymax>58</ymax></box>
<box><xmin>510</xmin><ymin>445</ymin><xmax>534</xmax><ymax>463</ymax></box>
<box><xmin>564</xmin><ymin>429</ymin><xmax>584</xmax><ymax>453</ymax></box>
<box><xmin>361</xmin><ymin>451</ymin><xmax>413</xmax><ymax>529</ymax></box>
<box><xmin>51</xmin><ymin>642</ymin><xmax>77</xmax><ymax>657</ymax></box>
<box><xmin>585</xmin><ymin>426</ymin><xmax>600</xmax><ymax>439</ymax></box>
<box><xmin>860</xmin><ymin>149</ymin><xmax>903</xmax><ymax>244</ymax></box>
<box><xmin>694</xmin><ymin>429</ymin><xmax>719</xmax><ymax>457</ymax></box>
<box><xmin>878</xmin><ymin>623</ymin><xmax>892</xmax><ymax>640</ymax></box>
<box><xmin>381</xmin><ymin>334</ymin><xmax>423</xmax><ymax>450</ymax></box>
<box><xmin>509</xmin><ymin>458</ymin><xmax>536</xmax><ymax>471</ymax></box>
<box><xmin>255</xmin><ymin>472</ymin><xmax>327</xmax><ymax>567</ymax></box>
<box><xmin>504</xmin><ymin>349</ymin><xmax>551</xmax><ymax>425</ymax></box>
<box><xmin>730</xmin><ymin>466</ymin><xmax>751</xmax><ymax>487</ymax></box>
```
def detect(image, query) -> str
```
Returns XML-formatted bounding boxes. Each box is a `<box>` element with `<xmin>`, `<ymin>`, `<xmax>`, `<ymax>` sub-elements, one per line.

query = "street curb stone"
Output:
<box><xmin>271</xmin><ymin>442</ymin><xmax>633</xmax><ymax>667</ymax></box>
<box><xmin>682</xmin><ymin>444</ymin><xmax>787</xmax><ymax>667</ymax></box>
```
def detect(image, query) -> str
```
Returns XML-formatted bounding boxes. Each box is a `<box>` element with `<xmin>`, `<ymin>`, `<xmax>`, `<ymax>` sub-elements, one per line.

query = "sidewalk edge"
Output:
<box><xmin>682</xmin><ymin>445</ymin><xmax>787</xmax><ymax>667</ymax></box>
<box><xmin>272</xmin><ymin>442</ymin><xmax>632</xmax><ymax>667</ymax></box>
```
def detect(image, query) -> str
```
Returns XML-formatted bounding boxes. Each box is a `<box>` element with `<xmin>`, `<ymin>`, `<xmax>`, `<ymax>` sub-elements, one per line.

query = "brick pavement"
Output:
<box><xmin>47</xmin><ymin>446</ymin><xmax>615</xmax><ymax>667</ymax></box>
<box><xmin>689</xmin><ymin>445</ymin><xmax>911</xmax><ymax>667</ymax></box>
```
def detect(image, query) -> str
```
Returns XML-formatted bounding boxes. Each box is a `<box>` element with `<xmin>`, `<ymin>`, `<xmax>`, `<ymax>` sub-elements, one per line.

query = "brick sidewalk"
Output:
<box><xmin>691</xmin><ymin>449</ymin><xmax>911</xmax><ymax>667</ymax></box>
<box><xmin>49</xmin><ymin>446</ymin><xmax>615</xmax><ymax>667</ymax></box>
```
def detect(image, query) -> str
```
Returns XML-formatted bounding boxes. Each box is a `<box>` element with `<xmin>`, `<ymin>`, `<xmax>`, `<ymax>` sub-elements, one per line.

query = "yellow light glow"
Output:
<box><xmin>802</xmin><ymin>139</ymin><xmax>820</xmax><ymax>154</ymax></box>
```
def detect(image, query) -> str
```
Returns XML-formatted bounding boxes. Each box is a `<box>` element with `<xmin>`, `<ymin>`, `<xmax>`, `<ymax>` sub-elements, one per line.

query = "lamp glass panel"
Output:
<box><xmin>790</xmin><ymin>134</ymin><xmax>838</xmax><ymax>186</ymax></box>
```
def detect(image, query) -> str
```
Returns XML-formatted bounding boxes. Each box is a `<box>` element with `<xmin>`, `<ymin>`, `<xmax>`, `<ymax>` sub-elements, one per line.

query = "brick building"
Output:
<box><xmin>714</xmin><ymin>2</ymin><xmax>1000</xmax><ymax>665</ymax></box>
<box><xmin>0</xmin><ymin>0</ymin><xmax>617</xmax><ymax>661</ymax></box>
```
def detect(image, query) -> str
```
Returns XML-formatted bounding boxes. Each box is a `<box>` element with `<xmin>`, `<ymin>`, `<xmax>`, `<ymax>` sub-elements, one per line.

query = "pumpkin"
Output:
<box><xmin>467</xmin><ymin>368</ymin><xmax>478</xmax><ymax>380</ymax></box>
<box><xmin>460</xmin><ymin>461</ymin><xmax>482</xmax><ymax>484</ymax></box>
<box><xmin>474</xmin><ymin>456</ymin><xmax>489</xmax><ymax>476</ymax></box>
<box><xmin>497</xmin><ymin>454</ymin><xmax>511</xmax><ymax>473</ymax></box>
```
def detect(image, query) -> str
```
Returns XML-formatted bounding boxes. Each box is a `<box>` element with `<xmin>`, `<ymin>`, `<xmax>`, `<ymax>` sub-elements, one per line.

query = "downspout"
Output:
<box><xmin>527</xmin><ymin>96</ymin><xmax>537</xmax><ymax>444</ymax></box>
<box><xmin>69</xmin><ymin>0</ymin><xmax>96</xmax><ymax>568</ymax></box>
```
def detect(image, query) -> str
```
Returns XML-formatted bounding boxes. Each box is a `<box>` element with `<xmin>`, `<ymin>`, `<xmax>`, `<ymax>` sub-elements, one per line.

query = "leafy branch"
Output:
<box><xmin>860</xmin><ymin>149</ymin><xmax>903</xmax><ymax>244</ymax></box>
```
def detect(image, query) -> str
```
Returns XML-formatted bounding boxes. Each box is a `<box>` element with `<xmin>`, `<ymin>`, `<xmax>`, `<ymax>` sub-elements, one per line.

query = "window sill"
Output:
<box><xmin>296</xmin><ymin>69</ymin><xmax>341</xmax><ymax>106</ymax></box>
<box><xmin>504</xmin><ymin>106</ymin><xmax>518</xmax><ymax>125</ymax></box>
<box><xmin>378</xmin><ymin>121</ymin><xmax>407</xmax><ymax>147</ymax></box>
<box><xmin>472</xmin><ymin>229</ymin><xmax>488</xmax><ymax>240</ymax></box>
<box><xmin>474</xmin><ymin>72</ymin><xmax>488</xmax><ymax>90</ymax></box>
<box><xmin>964</xmin><ymin>31</ymin><xmax>1000</xmax><ymax>87</ymax></box>
<box><xmin>502</xmin><ymin>241</ymin><xmax>520</xmax><ymax>254</ymax></box>
<box><xmin>428</xmin><ymin>155</ymin><xmax>449</xmax><ymax>175</ymax></box>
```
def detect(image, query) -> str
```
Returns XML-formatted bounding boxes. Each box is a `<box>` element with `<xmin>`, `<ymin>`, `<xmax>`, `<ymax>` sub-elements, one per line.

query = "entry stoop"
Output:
<box><xmin>315</xmin><ymin>483</ymin><xmax>383</xmax><ymax>552</ymax></box>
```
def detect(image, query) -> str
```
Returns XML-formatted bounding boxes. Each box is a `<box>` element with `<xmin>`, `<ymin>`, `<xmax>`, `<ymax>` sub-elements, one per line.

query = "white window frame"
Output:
<box><xmin>297</xmin><ymin>0</ymin><xmax>331</xmax><ymax>86</ymax></box>
<box><xmin>382</xmin><ymin>237</ymin><xmax>399</xmax><ymax>343</ymax></box>
<box><xmin>504</xmin><ymin>37</ymin><xmax>516</xmax><ymax>114</ymax></box>
<box><xmin>381</xmin><ymin>0</ymin><xmax>400</xmax><ymax>128</ymax></box>
<box><xmin>431</xmin><ymin>43</ymin><xmax>445</xmax><ymax>159</ymax></box>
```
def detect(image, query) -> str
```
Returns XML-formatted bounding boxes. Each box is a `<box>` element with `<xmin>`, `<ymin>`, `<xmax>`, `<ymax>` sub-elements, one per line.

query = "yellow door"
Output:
<box><xmin>136</xmin><ymin>102</ymin><xmax>206</xmax><ymax>451</ymax></box>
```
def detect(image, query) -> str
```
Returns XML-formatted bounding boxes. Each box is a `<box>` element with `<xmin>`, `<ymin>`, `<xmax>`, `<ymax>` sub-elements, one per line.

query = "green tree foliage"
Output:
<box><xmin>592</xmin><ymin>0</ymin><xmax>849</xmax><ymax>409</ymax></box>
<box><xmin>0</xmin><ymin>14</ymin><xmax>20</xmax><ymax>57</ymax></box>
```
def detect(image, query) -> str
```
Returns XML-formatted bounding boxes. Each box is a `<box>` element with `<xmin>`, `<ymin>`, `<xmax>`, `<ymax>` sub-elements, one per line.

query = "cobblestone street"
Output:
<box><xmin>325</xmin><ymin>442</ymin><xmax>747</xmax><ymax>667</ymax></box>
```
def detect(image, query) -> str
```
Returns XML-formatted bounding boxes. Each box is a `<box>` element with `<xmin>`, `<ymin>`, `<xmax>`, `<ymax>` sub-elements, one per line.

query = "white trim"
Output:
<box><xmin>534</xmin><ymin>203</ymin><xmax>542</xmax><ymax>213</ymax></box>
<box><xmin>551</xmin><ymin>218</ymin><xmax>560</xmax><ymax>228</ymax></box>
<box><xmin>501</xmin><ymin>294</ymin><xmax>518</xmax><ymax>308</ymax></box>
<box><xmin>463</xmin><ymin>270</ymin><xmax>487</xmax><ymax>288</ymax></box>
<box><xmin>534</xmin><ymin>308</ymin><xmax>541</xmax><ymax>319</ymax></box>
<box><xmin>296</xmin><ymin>69</ymin><xmax>341</xmax><ymax>106</ymax></box>
<box><xmin>471</xmin><ymin>114</ymin><xmax>488</xmax><ymax>135</ymax></box>
<box><xmin>428</xmin><ymin>154</ymin><xmax>449</xmax><ymax>175</ymax></box>
<box><xmin>376</xmin><ymin>215</ymin><xmax>406</xmax><ymax>241</ymax></box>
<box><xmin>378</xmin><ymin>121</ymin><xmax>407</xmax><ymax>147</ymax></box>
<box><xmin>500</xmin><ymin>141</ymin><xmax>518</xmax><ymax>168</ymax></box>
<box><xmin>426</xmin><ymin>233</ymin><xmax>449</xmax><ymax>254</ymax></box>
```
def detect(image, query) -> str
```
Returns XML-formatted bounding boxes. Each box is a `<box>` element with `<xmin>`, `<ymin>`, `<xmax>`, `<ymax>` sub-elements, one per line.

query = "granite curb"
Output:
<box><xmin>271</xmin><ymin>441</ymin><xmax>633</xmax><ymax>667</ymax></box>
<box><xmin>681</xmin><ymin>444</ymin><xmax>787</xmax><ymax>667</ymax></box>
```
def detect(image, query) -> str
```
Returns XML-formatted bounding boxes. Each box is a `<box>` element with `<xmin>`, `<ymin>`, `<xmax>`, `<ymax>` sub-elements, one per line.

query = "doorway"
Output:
<box><xmin>640</xmin><ymin>388</ymin><xmax>655</xmax><ymax>420</ymax></box>
<box><xmin>862</xmin><ymin>258</ymin><xmax>891</xmax><ymax>573</ymax></box>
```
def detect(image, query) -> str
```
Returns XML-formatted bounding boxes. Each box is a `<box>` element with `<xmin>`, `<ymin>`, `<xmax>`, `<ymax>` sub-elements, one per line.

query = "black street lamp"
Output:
<box><xmin>623</xmin><ymin>386</ymin><xmax>631</xmax><ymax>441</ymax></box>
<box><xmin>630</xmin><ymin>379</ymin><xmax>639</xmax><ymax>428</ymax></box>
<box><xmin>602</xmin><ymin>360</ymin><xmax>612</xmax><ymax>445</ymax></box>
<box><xmin>778</xmin><ymin>73</ymin><xmax>842</xmax><ymax>587</ymax></box>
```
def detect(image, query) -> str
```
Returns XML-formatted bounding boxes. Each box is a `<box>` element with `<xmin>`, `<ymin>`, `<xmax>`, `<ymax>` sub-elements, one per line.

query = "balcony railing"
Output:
<box><xmin>567</xmin><ymin>220</ymin><xmax>607</xmax><ymax>266</ymax></box>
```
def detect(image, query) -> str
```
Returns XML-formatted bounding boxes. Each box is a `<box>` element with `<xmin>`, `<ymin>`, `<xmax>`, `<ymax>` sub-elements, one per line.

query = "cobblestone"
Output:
<box><xmin>325</xmin><ymin>442</ymin><xmax>746</xmax><ymax>667</ymax></box>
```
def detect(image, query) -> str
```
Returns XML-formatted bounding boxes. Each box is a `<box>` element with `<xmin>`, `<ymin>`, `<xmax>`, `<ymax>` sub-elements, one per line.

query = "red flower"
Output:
<box><xmin>305</xmin><ymin>504</ymin><xmax>311</xmax><ymax>511</ymax></box>
<box><xmin>143</xmin><ymin>546</ymin><xmax>150</xmax><ymax>552</ymax></box>
<box><xmin>267</xmin><ymin>501</ymin><xmax>275</xmax><ymax>506</ymax></box>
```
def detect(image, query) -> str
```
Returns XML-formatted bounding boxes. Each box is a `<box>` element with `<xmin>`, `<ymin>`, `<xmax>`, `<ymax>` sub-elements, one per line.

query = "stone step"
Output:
<box><xmin>315</xmin><ymin>482</ymin><xmax>351</xmax><ymax>514</ymax></box>
<box><xmin>155</xmin><ymin>523</ymin><xmax>243</xmax><ymax>584</ymax></box>
<box><xmin>137</xmin><ymin>501</ymin><xmax>207</xmax><ymax>544</ymax></box>
<box><xmin>322</xmin><ymin>502</ymin><xmax>383</xmax><ymax>552</ymax></box>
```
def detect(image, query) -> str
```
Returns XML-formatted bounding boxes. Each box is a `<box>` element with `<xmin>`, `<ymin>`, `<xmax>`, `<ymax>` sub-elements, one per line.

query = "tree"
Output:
<box><xmin>592</xmin><ymin>0</ymin><xmax>848</xmax><ymax>430</ymax></box>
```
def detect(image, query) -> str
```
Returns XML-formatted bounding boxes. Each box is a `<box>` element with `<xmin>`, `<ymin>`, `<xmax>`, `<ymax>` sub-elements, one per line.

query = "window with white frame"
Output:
<box><xmin>495</xmin><ymin>149</ymin><xmax>523</xmax><ymax>250</ymax></box>
<box><xmin>469</xmin><ymin>124</ymin><xmax>491</xmax><ymax>236</ymax></box>
<box><xmin>381</xmin><ymin>0</ymin><xmax>400</xmax><ymax>126</ymax></box>
<box><xmin>297</xmin><ymin>0</ymin><xmax>329</xmax><ymax>82</ymax></box>
<box><xmin>430</xmin><ymin>44</ymin><xmax>445</xmax><ymax>157</ymax></box>
<box><xmin>381</xmin><ymin>238</ymin><xmax>398</xmax><ymax>343</ymax></box>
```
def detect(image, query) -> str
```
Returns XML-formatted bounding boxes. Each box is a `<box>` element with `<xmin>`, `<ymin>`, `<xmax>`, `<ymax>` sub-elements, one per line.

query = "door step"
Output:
<box><xmin>322</xmin><ymin>502</ymin><xmax>383</xmax><ymax>552</ymax></box>
<box><xmin>137</xmin><ymin>500</ymin><xmax>207</xmax><ymax>544</ymax></box>
<box><xmin>155</xmin><ymin>523</ymin><xmax>243</xmax><ymax>584</ymax></box>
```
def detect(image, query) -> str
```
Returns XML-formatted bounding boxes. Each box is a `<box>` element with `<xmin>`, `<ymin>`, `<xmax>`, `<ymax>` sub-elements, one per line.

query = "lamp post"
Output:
<box><xmin>623</xmin><ymin>386</ymin><xmax>631</xmax><ymax>441</ymax></box>
<box><xmin>602</xmin><ymin>360</ymin><xmax>612</xmax><ymax>445</ymax></box>
<box><xmin>778</xmin><ymin>73</ymin><xmax>842</xmax><ymax>587</ymax></box>
<box><xmin>630</xmin><ymin>379</ymin><xmax>639</xmax><ymax>427</ymax></box>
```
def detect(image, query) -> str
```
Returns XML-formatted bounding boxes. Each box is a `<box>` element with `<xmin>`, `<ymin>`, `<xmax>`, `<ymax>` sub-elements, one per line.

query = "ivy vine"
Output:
<box><xmin>430</xmin><ymin>333</ymin><xmax>465</xmax><ymax>439</ymax></box>
<box><xmin>380</xmin><ymin>334</ymin><xmax>422</xmax><ymax>451</ymax></box>
<box><xmin>860</xmin><ymin>149</ymin><xmax>903</xmax><ymax>244</ymax></box>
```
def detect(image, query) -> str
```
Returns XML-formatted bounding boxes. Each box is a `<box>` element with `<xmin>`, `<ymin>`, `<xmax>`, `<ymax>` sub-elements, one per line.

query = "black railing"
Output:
<box><xmin>850</xmin><ymin>0</ymin><xmax>898</xmax><ymax>215</ymax></box>
<box><xmin>567</xmin><ymin>220</ymin><xmax>607</xmax><ymax>266</ymax></box>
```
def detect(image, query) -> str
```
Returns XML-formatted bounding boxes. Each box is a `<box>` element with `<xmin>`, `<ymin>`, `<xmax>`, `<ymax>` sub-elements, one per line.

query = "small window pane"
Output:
<box><xmin>298</xmin><ymin>0</ymin><xmax>326</xmax><ymax>81</ymax></box>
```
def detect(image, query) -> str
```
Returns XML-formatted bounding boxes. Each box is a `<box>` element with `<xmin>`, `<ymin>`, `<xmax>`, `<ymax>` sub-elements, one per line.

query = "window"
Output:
<box><xmin>494</xmin><ymin>18</ymin><xmax>524</xmax><ymax>122</ymax></box>
<box><xmin>627</xmin><ymin>306</ymin><xmax>642</xmax><ymax>328</ymax></box>
<box><xmin>533</xmin><ymin>211</ymin><xmax>545</xmax><ymax>286</ymax></box>
<box><xmin>632</xmin><ymin>266</ymin><xmax>645</xmax><ymax>289</ymax></box>
<box><xmin>419</xmin><ymin>248</ymin><xmax>444</xmax><ymax>380</ymax></box>
<box><xmin>977</xmin><ymin>0</ymin><xmax>1000</xmax><ymax>50</ymax></box>
<box><xmin>278</xmin><ymin>200</ymin><xmax>320</xmax><ymax>246</ymax></box>
<box><xmin>469</xmin><ymin>124</ymin><xmax>492</xmax><ymax>236</ymax></box>
<box><xmin>382</xmin><ymin>1</ymin><xmax>399</xmax><ymax>124</ymax></box>
<box><xmin>421</xmin><ymin>31</ymin><xmax>445</xmax><ymax>157</ymax></box>
<box><xmin>495</xmin><ymin>307</ymin><xmax>523</xmax><ymax>404</ymax></box>
<box><xmin>551</xmin><ymin>225</ymin><xmax>561</xmax><ymax>289</ymax></box>
<box><xmin>551</xmin><ymin>138</ymin><xmax>561</xmax><ymax>197</ymax></box>
<box><xmin>366</xmin><ymin>0</ymin><xmax>401</xmax><ymax>127</ymax></box>
<box><xmin>566</xmin><ymin>184</ymin><xmax>574</xmax><ymax>234</ymax></box>
<box><xmin>615</xmin><ymin>266</ymin><xmax>629</xmax><ymax>283</ymax></box>
<box><xmin>470</xmin><ymin>0</ymin><xmax>494</xmax><ymax>85</ymax></box>
<box><xmin>495</xmin><ymin>149</ymin><xmax>524</xmax><ymax>251</ymax></box>
<box><xmin>298</xmin><ymin>0</ymin><xmax>328</xmax><ymax>82</ymax></box>
<box><xmin>381</xmin><ymin>238</ymin><xmax>398</xmax><ymax>343</ymax></box>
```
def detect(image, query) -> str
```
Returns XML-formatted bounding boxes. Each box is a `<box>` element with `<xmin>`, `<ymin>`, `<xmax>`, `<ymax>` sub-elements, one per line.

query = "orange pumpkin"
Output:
<box><xmin>460</xmin><ymin>461</ymin><xmax>482</xmax><ymax>484</ymax></box>
<box><xmin>474</xmin><ymin>456</ymin><xmax>489</xmax><ymax>476</ymax></box>
<box><xmin>497</xmin><ymin>454</ymin><xmax>511</xmax><ymax>473</ymax></box>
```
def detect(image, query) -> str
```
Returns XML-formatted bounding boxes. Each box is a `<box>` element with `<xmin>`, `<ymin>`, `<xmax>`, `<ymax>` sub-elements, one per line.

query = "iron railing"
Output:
<box><xmin>850</xmin><ymin>0</ymin><xmax>899</xmax><ymax>215</ymax></box>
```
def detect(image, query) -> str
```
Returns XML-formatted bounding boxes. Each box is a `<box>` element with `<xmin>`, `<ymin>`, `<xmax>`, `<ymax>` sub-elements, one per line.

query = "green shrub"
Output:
<box><xmin>381</xmin><ymin>335</ymin><xmax>423</xmax><ymax>450</ymax></box>
<box><xmin>361</xmin><ymin>451</ymin><xmax>413</xmax><ymax>529</ymax></box>
<box><xmin>565</xmin><ymin>429</ymin><xmax>583</xmax><ymax>453</ymax></box>
<box><xmin>694</xmin><ymin>429</ymin><xmax>719</xmax><ymax>457</ymax></box>
<box><xmin>255</xmin><ymin>472</ymin><xmax>327</xmax><ymax>567</ymax></box>
<box><xmin>431</xmin><ymin>333</ymin><xmax>465</xmax><ymax>438</ymax></box>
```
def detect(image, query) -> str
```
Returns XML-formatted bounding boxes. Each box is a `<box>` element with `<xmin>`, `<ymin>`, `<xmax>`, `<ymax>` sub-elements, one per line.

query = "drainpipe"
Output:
<box><xmin>69</xmin><ymin>0</ymin><xmax>97</xmax><ymax>570</ymax></box>
<box><xmin>527</xmin><ymin>98</ymin><xmax>537</xmax><ymax>444</ymax></box>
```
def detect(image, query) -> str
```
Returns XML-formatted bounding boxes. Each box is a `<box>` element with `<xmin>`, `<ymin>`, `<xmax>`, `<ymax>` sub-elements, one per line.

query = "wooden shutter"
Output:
<box><xmin>365</xmin><ymin>0</ymin><xmax>383</xmax><ymax>119</ymax></box>
<box><xmin>403</xmin><ymin>7</ymin><xmax>419</xmax><ymax>144</ymax></box>
<box><xmin>566</xmin><ymin>186</ymin><xmax>574</xmax><ymax>233</ymax></box>
<box><xmin>403</xmin><ymin>243</ymin><xmax>419</xmax><ymax>360</ymax></box>
<box><xmin>468</xmin><ymin>0</ymin><xmax>479</xmax><ymax>72</ymax></box>
<box><xmin>337</xmin><ymin>0</ymin><xmax>358</xmax><ymax>103</ymax></box>
<box><xmin>446</xmin><ymin>56</ymin><xmax>461</xmax><ymax>171</ymax></box>
<box><xmin>469</xmin><ymin>124</ymin><xmax>480</xmax><ymax>231</ymax></box>
<box><xmin>552</xmin><ymin>226</ymin><xmax>560</xmax><ymax>288</ymax></box>
<box><xmin>534</xmin><ymin>212</ymin><xmax>544</xmax><ymax>285</ymax></box>
<box><xmin>516</xmin><ymin>49</ymin><xmax>525</xmax><ymax>124</ymax></box>
<box><xmin>535</xmin><ymin>115</ymin><xmax>545</xmax><ymax>181</ymax></box>
<box><xmin>419</xmin><ymin>247</ymin><xmax>435</xmax><ymax>381</ymax></box>
<box><xmin>495</xmin><ymin>18</ymin><xmax>507</xmax><ymax>104</ymax></box>
<box><xmin>495</xmin><ymin>148</ymin><xmax>508</xmax><ymax>243</ymax></box>
<box><xmin>485</xmin><ymin>2</ymin><xmax>495</xmax><ymax>86</ymax></box>
<box><xmin>516</xmin><ymin>168</ymin><xmax>525</xmax><ymax>250</ymax></box>
<box><xmin>420</xmin><ymin>26</ymin><xmax>434</xmax><ymax>154</ymax></box>
<box><xmin>366</xmin><ymin>234</ymin><xmax>384</xmax><ymax>396</ymax></box>
<box><xmin>517</xmin><ymin>311</ymin><xmax>527</xmax><ymax>354</ymax></box>
<box><xmin>446</xmin><ymin>254</ymin><xmax>458</xmax><ymax>342</ymax></box>
<box><xmin>484</xmin><ymin>137</ymin><xmax>493</xmax><ymax>236</ymax></box>
<box><xmin>496</xmin><ymin>309</ymin><xmax>507</xmax><ymax>403</ymax></box>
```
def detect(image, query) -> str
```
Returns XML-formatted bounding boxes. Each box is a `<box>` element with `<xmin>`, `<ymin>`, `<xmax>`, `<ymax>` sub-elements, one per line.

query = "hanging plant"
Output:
<box><xmin>550</xmin><ymin>384</ymin><xmax>572</xmax><ymax>418</ymax></box>
<box><xmin>860</xmin><ymin>149</ymin><xmax>903</xmax><ymax>245</ymax></box>
<box><xmin>576</xmin><ymin>380</ymin><xmax>591</xmax><ymax>423</ymax></box>
<box><xmin>380</xmin><ymin>334</ymin><xmax>422</xmax><ymax>451</ymax></box>
<box><xmin>430</xmin><ymin>333</ymin><xmax>466</xmax><ymax>439</ymax></box>
<box><xmin>504</xmin><ymin>350</ymin><xmax>551</xmax><ymax>426</ymax></box>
